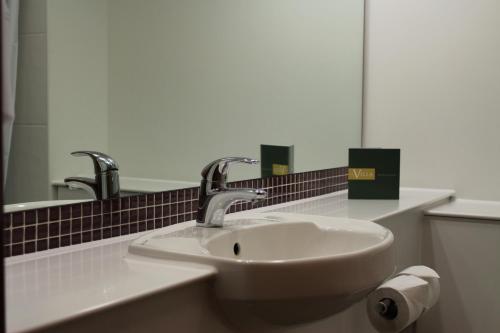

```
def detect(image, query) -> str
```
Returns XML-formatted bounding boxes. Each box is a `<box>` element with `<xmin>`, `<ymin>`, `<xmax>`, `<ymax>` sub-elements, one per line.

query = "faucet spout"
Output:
<box><xmin>196</xmin><ymin>157</ymin><xmax>267</xmax><ymax>228</ymax></box>
<box><xmin>64</xmin><ymin>151</ymin><xmax>120</xmax><ymax>200</ymax></box>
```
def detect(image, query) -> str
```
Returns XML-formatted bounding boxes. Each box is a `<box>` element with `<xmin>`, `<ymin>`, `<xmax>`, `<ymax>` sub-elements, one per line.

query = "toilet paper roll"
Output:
<box><xmin>367</xmin><ymin>266</ymin><xmax>441</xmax><ymax>333</ymax></box>
<box><xmin>397</xmin><ymin>266</ymin><xmax>440</xmax><ymax>308</ymax></box>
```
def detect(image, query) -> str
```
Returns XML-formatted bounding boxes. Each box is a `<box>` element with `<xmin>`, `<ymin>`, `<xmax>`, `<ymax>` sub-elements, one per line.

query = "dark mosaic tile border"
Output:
<box><xmin>3</xmin><ymin>167</ymin><xmax>348</xmax><ymax>257</ymax></box>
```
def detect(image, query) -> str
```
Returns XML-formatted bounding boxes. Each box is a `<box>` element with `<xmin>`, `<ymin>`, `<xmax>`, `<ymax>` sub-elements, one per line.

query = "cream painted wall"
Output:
<box><xmin>421</xmin><ymin>215</ymin><xmax>500</xmax><ymax>333</ymax></box>
<box><xmin>107</xmin><ymin>0</ymin><xmax>363</xmax><ymax>182</ymax></box>
<box><xmin>363</xmin><ymin>0</ymin><xmax>500</xmax><ymax>200</ymax></box>
<box><xmin>47</xmin><ymin>0</ymin><xmax>109</xmax><ymax>185</ymax></box>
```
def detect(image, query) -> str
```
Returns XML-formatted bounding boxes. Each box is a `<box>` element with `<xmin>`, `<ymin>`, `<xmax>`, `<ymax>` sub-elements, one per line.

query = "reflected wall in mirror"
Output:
<box><xmin>5</xmin><ymin>0</ymin><xmax>364</xmax><ymax>207</ymax></box>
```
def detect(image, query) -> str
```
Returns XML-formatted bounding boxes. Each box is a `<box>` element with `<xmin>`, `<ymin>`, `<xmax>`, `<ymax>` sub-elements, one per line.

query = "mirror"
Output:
<box><xmin>5</xmin><ymin>0</ymin><xmax>364</xmax><ymax>208</ymax></box>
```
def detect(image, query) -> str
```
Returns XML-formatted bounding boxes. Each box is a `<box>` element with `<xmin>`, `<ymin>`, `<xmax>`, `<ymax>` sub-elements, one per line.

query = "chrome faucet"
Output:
<box><xmin>64</xmin><ymin>151</ymin><xmax>120</xmax><ymax>200</ymax></box>
<box><xmin>196</xmin><ymin>157</ymin><xmax>267</xmax><ymax>228</ymax></box>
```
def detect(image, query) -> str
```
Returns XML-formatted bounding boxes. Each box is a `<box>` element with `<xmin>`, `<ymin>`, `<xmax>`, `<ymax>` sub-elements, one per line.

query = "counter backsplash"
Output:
<box><xmin>3</xmin><ymin>167</ymin><xmax>348</xmax><ymax>257</ymax></box>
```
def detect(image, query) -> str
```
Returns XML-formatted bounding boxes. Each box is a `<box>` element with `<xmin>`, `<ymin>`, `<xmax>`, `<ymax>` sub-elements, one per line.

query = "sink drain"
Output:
<box><xmin>233</xmin><ymin>243</ymin><xmax>241</xmax><ymax>256</ymax></box>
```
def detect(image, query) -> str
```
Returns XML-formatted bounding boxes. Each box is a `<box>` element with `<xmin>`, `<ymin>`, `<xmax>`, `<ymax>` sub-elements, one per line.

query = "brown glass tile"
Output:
<box><xmin>92</xmin><ymin>215</ymin><xmax>102</xmax><ymax>229</ymax></box>
<box><xmin>121</xmin><ymin>197</ymin><xmax>130</xmax><ymax>210</ymax></box>
<box><xmin>170</xmin><ymin>191</ymin><xmax>177</xmax><ymax>203</ymax></box>
<box><xmin>138</xmin><ymin>208</ymin><xmax>146</xmax><ymax>221</ymax></box>
<box><xmin>25</xmin><ymin>241</ymin><xmax>36</xmax><ymax>254</ymax></box>
<box><xmin>138</xmin><ymin>222</ymin><xmax>146</xmax><ymax>232</ymax></box>
<box><xmin>61</xmin><ymin>235</ymin><xmax>71</xmax><ymax>247</ymax></box>
<box><xmin>3</xmin><ymin>246</ymin><xmax>11</xmax><ymax>257</ymax></box>
<box><xmin>162</xmin><ymin>191</ymin><xmax>170</xmax><ymax>204</ymax></box>
<box><xmin>146</xmin><ymin>207</ymin><xmax>154</xmax><ymax>219</ymax></box>
<box><xmin>3</xmin><ymin>166</ymin><xmax>349</xmax><ymax>257</ymax></box>
<box><xmin>12</xmin><ymin>212</ymin><xmax>24</xmax><ymax>227</ymax></box>
<box><xmin>49</xmin><ymin>222</ymin><xmax>60</xmax><ymax>237</ymax></box>
<box><xmin>82</xmin><ymin>231</ymin><xmax>92</xmax><ymax>243</ymax></box>
<box><xmin>92</xmin><ymin>230</ymin><xmax>102</xmax><ymax>241</ymax></box>
<box><xmin>146</xmin><ymin>220</ymin><xmax>154</xmax><ymax>230</ymax></box>
<box><xmin>71</xmin><ymin>218</ymin><xmax>82</xmax><ymax>233</ymax></box>
<box><xmin>154</xmin><ymin>193</ymin><xmax>162</xmax><ymax>205</ymax></box>
<box><xmin>102</xmin><ymin>200</ymin><xmax>111</xmax><ymax>213</ymax></box>
<box><xmin>120</xmin><ymin>211</ymin><xmax>129</xmax><ymax>224</ymax></box>
<box><xmin>155</xmin><ymin>206</ymin><xmax>162</xmax><ymax>218</ymax></box>
<box><xmin>178</xmin><ymin>203</ymin><xmax>186</xmax><ymax>214</ymax></box>
<box><xmin>82</xmin><ymin>217</ymin><xmax>92</xmax><ymax>231</ymax></box>
<box><xmin>146</xmin><ymin>194</ymin><xmax>155</xmax><ymax>206</ymax></box>
<box><xmin>82</xmin><ymin>203</ymin><xmax>92</xmax><ymax>217</ymax></box>
<box><xmin>111</xmin><ymin>198</ymin><xmax>121</xmax><ymax>211</ymax></box>
<box><xmin>180</xmin><ymin>214</ymin><xmax>192</xmax><ymax>223</ymax></box>
<box><xmin>12</xmin><ymin>244</ymin><xmax>23</xmax><ymax>256</ymax></box>
<box><xmin>3</xmin><ymin>214</ymin><xmax>11</xmax><ymax>228</ymax></box>
<box><xmin>102</xmin><ymin>213</ymin><xmax>111</xmax><ymax>227</ymax></box>
<box><xmin>162</xmin><ymin>217</ymin><xmax>170</xmax><ymax>227</ymax></box>
<box><xmin>103</xmin><ymin>228</ymin><xmax>111</xmax><ymax>239</ymax></box>
<box><xmin>129</xmin><ymin>196</ymin><xmax>138</xmax><ymax>209</ymax></box>
<box><xmin>60</xmin><ymin>206</ymin><xmax>71</xmax><ymax>220</ymax></box>
<box><xmin>49</xmin><ymin>237</ymin><xmax>60</xmax><ymax>249</ymax></box>
<box><xmin>184</xmin><ymin>201</ymin><xmax>193</xmax><ymax>214</ymax></box>
<box><xmin>9</xmin><ymin>230</ymin><xmax>23</xmax><ymax>248</ymax></box>
<box><xmin>92</xmin><ymin>201</ymin><xmax>102</xmax><ymax>215</ymax></box>
<box><xmin>71</xmin><ymin>204</ymin><xmax>81</xmax><ymax>218</ymax></box>
<box><xmin>25</xmin><ymin>210</ymin><xmax>36</xmax><ymax>226</ymax></box>
<box><xmin>162</xmin><ymin>205</ymin><xmax>170</xmax><ymax>216</ymax></box>
<box><xmin>71</xmin><ymin>233</ymin><xmax>81</xmax><ymax>245</ymax></box>
<box><xmin>130</xmin><ymin>209</ymin><xmax>138</xmax><ymax>222</ymax></box>
<box><xmin>177</xmin><ymin>190</ymin><xmax>186</xmax><ymax>202</ymax></box>
<box><xmin>60</xmin><ymin>220</ymin><xmax>70</xmax><ymax>235</ymax></box>
<box><xmin>37</xmin><ymin>239</ymin><xmax>48</xmax><ymax>252</ymax></box>
<box><xmin>111</xmin><ymin>212</ymin><xmax>120</xmax><ymax>226</ymax></box>
<box><xmin>24</xmin><ymin>226</ymin><xmax>36</xmax><ymax>241</ymax></box>
<box><xmin>37</xmin><ymin>224</ymin><xmax>48</xmax><ymax>239</ymax></box>
<box><xmin>111</xmin><ymin>227</ymin><xmax>120</xmax><ymax>237</ymax></box>
<box><xmin>138</xmin><ymin>195</ymin><xmax>147</xmax><ymax>207</ymax></box>
<box><xmin>49</xmin><ymin>207</ymin><xmax>60</xmax><ymax>221</ymax></box>
<box><xmin>3</xmin><ymin>229</ymin><xmax>11</xmax><ymax>245</ymax></box>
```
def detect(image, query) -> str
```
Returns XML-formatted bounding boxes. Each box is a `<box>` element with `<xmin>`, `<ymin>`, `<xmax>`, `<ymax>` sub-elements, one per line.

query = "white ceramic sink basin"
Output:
<box><xmin>129</xmin><ymin>212</ymin><xmax>394</xmax><ymax>325</ymax></box>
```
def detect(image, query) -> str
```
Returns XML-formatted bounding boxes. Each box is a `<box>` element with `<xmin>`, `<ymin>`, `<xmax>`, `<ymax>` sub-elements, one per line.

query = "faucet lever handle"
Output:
<box><xmin>70</xmin><ymin>151</ymin><xmax>119</xmax><ymax>175</ymax></box>
<box><xmin>201</xmin><ymin>157</ymin><xmax>259</xmax><ymax>186</ymax></box>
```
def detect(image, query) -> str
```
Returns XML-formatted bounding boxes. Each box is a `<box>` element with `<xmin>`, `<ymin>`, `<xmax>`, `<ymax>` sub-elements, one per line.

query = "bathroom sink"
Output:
<box><xmin>129</xmin><ymin>212</ymin><xmax>394</xmax><ymax>325</ymax></box>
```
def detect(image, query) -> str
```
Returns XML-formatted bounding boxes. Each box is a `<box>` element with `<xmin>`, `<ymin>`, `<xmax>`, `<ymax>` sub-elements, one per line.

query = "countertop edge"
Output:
<box><xmin>425</xmin><ymin>198</ymin><xmax>500</xmax><ymax>221</ymax></box>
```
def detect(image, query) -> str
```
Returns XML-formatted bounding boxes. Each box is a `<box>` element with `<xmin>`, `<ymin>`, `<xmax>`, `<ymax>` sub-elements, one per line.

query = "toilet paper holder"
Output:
<box><xmin>377</xmin><ymin>298</ymin><xmax>398</xmax><ymax>320</ymax></box>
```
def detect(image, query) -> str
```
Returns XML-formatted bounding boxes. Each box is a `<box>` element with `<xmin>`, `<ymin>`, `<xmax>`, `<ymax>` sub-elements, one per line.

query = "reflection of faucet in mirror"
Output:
<box><xmin>64</xmin><ymin>151</ymin><xmax>120</xmax><ymax>200</ymax></box>
<box><xmin>196</xmin><ymin>157</ymin><xmax>267</xmax><ymax>228</ymax></box>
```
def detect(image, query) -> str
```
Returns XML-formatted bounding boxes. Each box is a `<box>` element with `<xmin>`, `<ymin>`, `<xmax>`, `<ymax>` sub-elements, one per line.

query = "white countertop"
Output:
<box><xmin>53</xmin><ymin>176</ymin><xmax>198</xmax><ymax>193</ymax></box>
<box><xmin>5</xmin><ymin>187</ymin><xmax>454</xmax><ymax>333</ymax></box>
<box><xmin>426</xmin><ymin>198</ymin><xmax>500</xmax><ymax>221</ymax></box>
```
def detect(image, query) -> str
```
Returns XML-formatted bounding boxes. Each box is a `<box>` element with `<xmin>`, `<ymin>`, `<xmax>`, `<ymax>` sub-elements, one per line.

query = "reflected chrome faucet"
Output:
<box><xmin>64</xmin><ymin>151</ymin><xmax>120</xmax><ymax>200</ymax></box>
<box><xmin>196</xmin><ymin>157</ymin><xmax>267</xmax><ymax>228</ymax></box>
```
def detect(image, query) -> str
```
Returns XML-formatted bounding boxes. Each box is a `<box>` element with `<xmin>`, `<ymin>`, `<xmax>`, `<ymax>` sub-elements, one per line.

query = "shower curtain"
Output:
<box><xmin>2</xmin><ymin>0</ymin><xmax>19</xmax><ymax>186</ymax></box>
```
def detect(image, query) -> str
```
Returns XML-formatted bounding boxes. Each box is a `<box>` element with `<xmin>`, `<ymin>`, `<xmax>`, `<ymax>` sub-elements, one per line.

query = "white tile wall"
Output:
<box><xmin>19</xmin><ymin>0</ymin><xmax>46</xmax><ymax>34</ymax></box>
<box><xmin>5</xmin><ymin>125</ymin><xmax>49</xmax><ymax>203</ymax></box>
<box><xmin>6</xmin><ymin>0</ymin><xmax>49</xmax><ymax>204</ymax></box>
<box><xmin>15</xmin><ymin>33</ymin><xmax>47</xmax><ymax>125</ymax></box>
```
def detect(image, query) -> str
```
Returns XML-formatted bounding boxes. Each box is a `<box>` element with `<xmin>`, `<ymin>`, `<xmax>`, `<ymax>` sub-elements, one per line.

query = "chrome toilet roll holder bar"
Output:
<box><xmin>376</xmin><ymin>298</ymin><xmax>398</xmax><ymax>320</ymax></box>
